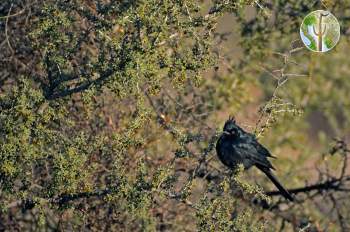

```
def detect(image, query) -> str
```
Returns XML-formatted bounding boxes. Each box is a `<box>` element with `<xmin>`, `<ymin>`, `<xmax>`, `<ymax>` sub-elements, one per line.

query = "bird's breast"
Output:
<box><xmin>217</xmin><ymin>137</ymin><xmax>242</xmax><ymax>168</ymax></box>
<box><xmin>216</xmin><ymin>136</ymin><xmax>254</xmax><ymax>170</ymax></box>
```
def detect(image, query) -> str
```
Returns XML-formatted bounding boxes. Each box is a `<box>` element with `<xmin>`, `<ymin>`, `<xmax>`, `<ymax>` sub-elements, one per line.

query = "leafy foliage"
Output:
<box><xmin>1</xmin><ymin>0</ymin><xmax>350</xmax><ymax>231</ymax></box>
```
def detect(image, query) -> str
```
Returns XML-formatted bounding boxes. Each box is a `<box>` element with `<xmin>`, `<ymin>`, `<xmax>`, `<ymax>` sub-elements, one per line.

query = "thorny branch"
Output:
<box><xmin>253</xmin><ymin>39</ymin><xmax>307</xmax><ymax>138</ymax></box>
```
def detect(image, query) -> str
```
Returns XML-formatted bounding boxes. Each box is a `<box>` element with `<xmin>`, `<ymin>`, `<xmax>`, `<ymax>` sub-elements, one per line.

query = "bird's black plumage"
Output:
<box><xmin>216</xmin><ymin>117</ymin><xmax>294</xmax><ymax>201</ymax></box>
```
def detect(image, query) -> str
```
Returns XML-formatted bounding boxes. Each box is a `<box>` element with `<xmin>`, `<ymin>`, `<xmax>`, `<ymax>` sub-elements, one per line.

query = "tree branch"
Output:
<box><xmin>266</xmin><ymin>176</ymin><xmax>350</xmax><ymax>197</ymax></box>
<box><xmin>7</xmin><ymin>186</ymin><xmax>119</xmax><ymax>211</ymax></box>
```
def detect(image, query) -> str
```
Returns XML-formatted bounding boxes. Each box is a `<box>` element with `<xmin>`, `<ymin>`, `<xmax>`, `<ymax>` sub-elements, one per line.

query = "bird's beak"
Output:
<box><xmin>223</xmin><ymin>131</ymin><xmax>231</xmax><ymax>135</ymax></box>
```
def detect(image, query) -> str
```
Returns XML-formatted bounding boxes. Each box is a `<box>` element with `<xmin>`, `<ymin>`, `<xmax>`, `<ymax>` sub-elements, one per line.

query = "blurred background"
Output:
<box><xmin>1</xmin><ymin>0</ymin><xmax>350</xmax><ymax>231</ymax></box>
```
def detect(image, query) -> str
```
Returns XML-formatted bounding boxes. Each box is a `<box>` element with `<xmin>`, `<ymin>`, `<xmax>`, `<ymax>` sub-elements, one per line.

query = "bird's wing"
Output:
<box><xmin>236</xmin><ymin>140</ymin><xmax>275</xmax><ymax>170</ymax></box>
<box><xmin>255</xmin><ymin>141</ymin><xmax>277</xmax><ymax>159</ymax></box>
<box><xmin>239</xmin><ymin>128</ymin><xmax>276</xmax><ymax>159</ymax></box>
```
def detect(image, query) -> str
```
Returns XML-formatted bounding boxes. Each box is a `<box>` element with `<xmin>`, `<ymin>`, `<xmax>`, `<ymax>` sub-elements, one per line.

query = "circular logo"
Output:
<box><xmin>300</xmin><ymin>10</ymin><xmax>340</xmax><ymax>52</ymax></box>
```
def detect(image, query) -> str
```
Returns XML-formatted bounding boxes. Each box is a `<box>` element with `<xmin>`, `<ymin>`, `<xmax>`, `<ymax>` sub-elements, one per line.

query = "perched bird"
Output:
<box><xmin>216</xmin><ymin>116</ymin><xmax>294</xmax><ymax>201</ymax></box>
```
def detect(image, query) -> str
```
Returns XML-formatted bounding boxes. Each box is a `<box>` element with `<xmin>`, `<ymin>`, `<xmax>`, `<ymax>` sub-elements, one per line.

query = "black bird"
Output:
<box><xmin>216</xmin><ymin>117</ymin><xmax>294</xmax><ymax>201</ymax></box>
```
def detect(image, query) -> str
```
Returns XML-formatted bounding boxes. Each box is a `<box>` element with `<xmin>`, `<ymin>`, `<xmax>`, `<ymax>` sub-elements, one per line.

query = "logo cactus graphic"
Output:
<box><xmin>300</xmin><ymin>10</ymin><xmax>340</xmax><ymax>52</ymax></box>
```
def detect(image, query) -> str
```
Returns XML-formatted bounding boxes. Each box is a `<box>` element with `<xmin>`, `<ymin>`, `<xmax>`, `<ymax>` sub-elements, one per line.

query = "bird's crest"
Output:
<box><xmin>227</xmin><ymin>115</ymin><xmax>236</xmax><ymax>124</ymax></box>
<box><xmin>223</xmin><ymin>115</ymin><xmax>237</xmax><ymax>130</ymax></box>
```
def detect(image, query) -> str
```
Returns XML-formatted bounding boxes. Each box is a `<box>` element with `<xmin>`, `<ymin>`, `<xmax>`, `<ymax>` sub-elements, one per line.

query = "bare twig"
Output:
<box><xmin>5</xmin><ymin>4</ymin><xmax>15</xmax><ymax>54</ymax></box>
<box><xmin>266</xmin><ymin>176</ymin><xmax>350</xmax><ymax>197</ymax></box>
<box><xmin>0</xmin><ymin>5</ymin><xmax>26</xmax><ymax>19</ymax></box>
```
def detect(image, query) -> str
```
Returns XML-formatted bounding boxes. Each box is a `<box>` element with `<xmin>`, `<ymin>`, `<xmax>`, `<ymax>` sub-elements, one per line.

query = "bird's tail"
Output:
<box><xmin>257</xmin><ymin>165</ymin><xmax>294</xmax><ymax>201</ymax></box>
